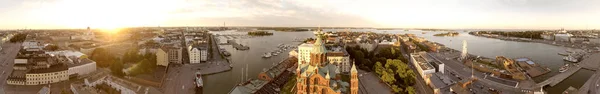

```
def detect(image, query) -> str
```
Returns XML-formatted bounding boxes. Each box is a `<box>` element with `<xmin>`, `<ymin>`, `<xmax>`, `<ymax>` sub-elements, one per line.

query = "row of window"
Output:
<box><xmin>27</xmin><ymin>75</ymin><xmax>66</xmax><ymax>81</ymax></box>
<box><xmin>27</xmin><ymin>72</ymin><xmax>66</xmax><ymax>77</ymax></box>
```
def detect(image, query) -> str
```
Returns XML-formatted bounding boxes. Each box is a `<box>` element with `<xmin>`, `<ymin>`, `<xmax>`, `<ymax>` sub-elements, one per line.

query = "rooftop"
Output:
<box><xmin>411</xmin><ymin>53</ymin><xmax>435</xmax><ymax>70</ymax></box>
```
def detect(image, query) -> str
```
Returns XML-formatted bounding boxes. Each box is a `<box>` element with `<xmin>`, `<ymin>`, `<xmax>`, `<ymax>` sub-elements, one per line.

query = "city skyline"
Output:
<box><xmin>1</xmin><ymin>0</ymin><xmax>600</xmax><ymax>29</ymax></box>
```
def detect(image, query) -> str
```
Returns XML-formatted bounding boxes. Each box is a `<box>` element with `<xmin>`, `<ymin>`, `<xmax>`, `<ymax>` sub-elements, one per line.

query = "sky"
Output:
<box><xmin>0</xmin><ymin>0</ymin><xmax>599</xmax><ymax>29</ymax></box>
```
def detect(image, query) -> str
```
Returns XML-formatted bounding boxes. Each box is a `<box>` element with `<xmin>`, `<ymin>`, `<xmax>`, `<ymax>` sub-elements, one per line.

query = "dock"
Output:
<box><xmin>536</xmin><ymin>65</ymin><xmax>581</xmax><ymax>87</ymax></box>
<box><xmin>229</xmin><ymin>40</ymin><xmax>250</xmax><ymax>50</ymax></box>
<box><xmin>536</xmin><ymin>53</ymin><xmax>600</xmax><ymax>88</ymax></box>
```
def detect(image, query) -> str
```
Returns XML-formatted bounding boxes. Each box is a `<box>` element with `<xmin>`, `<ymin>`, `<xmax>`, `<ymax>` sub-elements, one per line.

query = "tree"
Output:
<box><xmin>406</xmin><ymin>86</ymin><xmax>416</xmax><ymax>94</ymax></box>
<box><xmin>110</xmin><ymin>60</ymin><xmax>125</xmax><ymax>77</ymax></box>
<box><xmin>374</xmin><ymin>62</ymin><xmax>384</xmax><ymax>75</ymax></box>
<box><xmin>45</xmin><ymin>44</ymin><xmax>60</xmax><ymax>51</ymax></box>
<box><xmin>381</xmin><ymin>69</ymin><xmax>396</xmax><ymax>84</ymax></box>
<box><xmin>391</xmin><ymin>85</ymin><xmax>404</xmax><ymax>93</ymax></box>
<box><xmin>91</xmin><ymin>48</ymin><xmax>111</xmax><ymax>67</ymax></box>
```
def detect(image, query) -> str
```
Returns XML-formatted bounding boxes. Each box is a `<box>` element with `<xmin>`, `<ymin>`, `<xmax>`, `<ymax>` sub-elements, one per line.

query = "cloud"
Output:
<box><xmin>164</xmin><ymin>0</ymin><xmax>378</xmax><ymax>27</ymax></box>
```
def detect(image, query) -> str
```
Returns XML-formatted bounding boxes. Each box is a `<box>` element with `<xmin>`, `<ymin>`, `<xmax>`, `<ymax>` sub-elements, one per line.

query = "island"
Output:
<box><xmin>247</xmin><ymin>31</ymin><xmax>274</xmax><ymax>36</ymax></box>
<box><xmin>433</xmin><ymin>32</ymin><xmax>459</xmax><ymax>36</ymax></box>
<box><xmin>256</xmin><ymin>27</ymin><xmax>309</xmax><ymax>32</ymax></box>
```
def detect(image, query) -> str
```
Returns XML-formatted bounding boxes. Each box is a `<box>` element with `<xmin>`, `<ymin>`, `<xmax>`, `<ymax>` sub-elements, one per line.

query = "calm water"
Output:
<box><xmin>204</xmin><ymin>29</ymin><xmax>590</xmax><ymax>93</ymax></box>
<box><xmin>204</xmin><ymin>31</ymin><xmax>314</xmax><ymax>94</ymax></box>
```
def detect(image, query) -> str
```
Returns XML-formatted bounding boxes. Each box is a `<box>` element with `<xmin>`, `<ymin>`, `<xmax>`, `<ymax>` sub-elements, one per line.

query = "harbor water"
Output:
<box><xmin>204</xmin><ymin>29</ymin><xmax>590</xmax><ymax>94</ymax></box>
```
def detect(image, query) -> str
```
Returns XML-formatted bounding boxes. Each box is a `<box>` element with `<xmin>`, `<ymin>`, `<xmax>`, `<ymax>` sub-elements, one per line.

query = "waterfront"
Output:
<box><xmin>203</xmin><ymin>30</ymin><xmax>314</xmax><ymax>94</ymax></box>
<box><xmin>204</xmin><ymin>29</ymin><xmax>589</xmax><ymax>93</ymax></box>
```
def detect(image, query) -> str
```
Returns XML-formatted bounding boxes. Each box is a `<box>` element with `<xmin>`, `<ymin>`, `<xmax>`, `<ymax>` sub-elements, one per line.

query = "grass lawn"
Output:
<box><xmin>281</xmin><ymin>75</ymin><xmax>297</xmax><ymax>94</ymax></box>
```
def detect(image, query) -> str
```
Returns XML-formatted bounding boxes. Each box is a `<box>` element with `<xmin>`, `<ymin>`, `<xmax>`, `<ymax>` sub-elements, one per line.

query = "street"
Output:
<box><xmin>1</xmin><ymin>43</ymin><xmax>23</xmax><ymax>87</ymax></box>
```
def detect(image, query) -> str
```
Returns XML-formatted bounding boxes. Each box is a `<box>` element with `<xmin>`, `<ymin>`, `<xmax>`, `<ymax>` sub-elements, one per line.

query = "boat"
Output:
<box><xmin>195</xmin><ymin>72</ymin><xmax>204</xmax><ymax>93</ymax></box>
<box><xmin>559</xmin><ymin>64</ymin><xmax>569</xmax><ymax>73</ymax></box>
<box><xmin>263</xmin><ymin>53</ymin><xmax>272</xmax><ymax>58</ymax></box>
<box><xmin>558</xmin><ymin>52</ymin><xmax>569</xmax><ymax>56</ymax></box>
<box><xmin>563</xmin><ymin>55</ymin><xmax>578</xmax><ymax>62</ymax></box>
<box><xmin>222</xmin><ymin>51</ymin><xmax>231</xmax><ymax>57</ymax></box>
<box><xmin>272</xmin><ymin>52</ymin><xmax>279</xmax><ymax>56</ymax></box>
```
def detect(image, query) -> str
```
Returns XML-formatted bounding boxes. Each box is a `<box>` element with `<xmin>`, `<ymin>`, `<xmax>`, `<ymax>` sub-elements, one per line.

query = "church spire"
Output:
<box><xmin>311</xmin><ymin>27</ymin><xmax>326</xmax><ymax>54</ymax></box>
<box><xmin>351</xmin><ymin>62</ymin><xmax>357</xmax><ymax>73</ymax></box>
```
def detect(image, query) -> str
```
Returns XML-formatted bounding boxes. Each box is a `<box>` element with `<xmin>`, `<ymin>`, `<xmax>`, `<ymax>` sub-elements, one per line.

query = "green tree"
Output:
<box><xmin>91</xmin><ymin>48</ymin><xmax>111</xmax><ymax>67</ymax></box>
<box><xmin>374</xmin><ymin>62</ymin><xmax>384</xmax><ymax>75</ymax></box>
<box><xmin>110</xmin><ymin>60</ymin><xmax>125</xmax><ymax>77</ymax></box>
<box><xmin>381</xmin><ymin>69</ymin><xmax>396</xmax><ymax>85</ymax></box>
<box><xmin>391</xmin><ymin>85</ymin><xmax>404</xmax><ymax>93</ymax></box>
<box><xmin>406</xmin><ymin>86</ymin><xmax>416</xmax><ymax>94</ymax></box>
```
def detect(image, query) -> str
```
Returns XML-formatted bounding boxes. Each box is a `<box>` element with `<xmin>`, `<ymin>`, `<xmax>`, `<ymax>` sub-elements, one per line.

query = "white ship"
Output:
<box><xmin>563</xmin><ymin>56</ymin><xmax>578</xmax><ymax>62</ymax></box>
<box><xmin>263</xmin><ymin>53</ymin><xmax>272</xmax><ymax>58</ymax></box>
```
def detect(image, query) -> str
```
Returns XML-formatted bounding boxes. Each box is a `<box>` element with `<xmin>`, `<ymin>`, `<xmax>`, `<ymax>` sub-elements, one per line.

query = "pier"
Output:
<box><xmin>536</xmin><ymin>53</ymin><xmax>600</xmax><ymax>88</ymax></box>
<box><xmin>229</xmin><ymin>40</ymin><xmax>250</xmax><ymax>50</ymax></box>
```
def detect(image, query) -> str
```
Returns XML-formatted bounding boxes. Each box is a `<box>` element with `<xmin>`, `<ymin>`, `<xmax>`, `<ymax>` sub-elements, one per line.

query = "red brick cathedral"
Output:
<box><xmin>296</xmin><ymin>30</ymin><xmax>358</xmax><ymax>94</ymax></box>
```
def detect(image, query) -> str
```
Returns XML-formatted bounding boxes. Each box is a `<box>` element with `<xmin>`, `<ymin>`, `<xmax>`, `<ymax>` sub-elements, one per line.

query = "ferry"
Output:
<box><xmin>195</xmin><ymin>72</ymin><xmax>204</xmax><ymax>94</ymax></box>
<box><xmin>262</xmin><ymin>53</ymin><xmax>272</xmax><ymax>58</ymax></box>
<box><xmin>559</xmin><ymin>64</ymin><xmax>569</xmax><ymax>73</ymax></box>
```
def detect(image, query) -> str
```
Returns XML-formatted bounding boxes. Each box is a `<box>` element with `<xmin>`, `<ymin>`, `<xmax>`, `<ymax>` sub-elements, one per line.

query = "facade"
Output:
<box><xmin>554</xmin><ymin>33</ymin><xmax>573</xmax><ymax>42</ymax></box>
<box><xmin>8</xmin><ymin>51</ymin><xmax>97</xmax><ymax>86</ymax></box>
<box><xmin>156</xmin><ymin>48</ymin><xmax>169</xmax><ymax>66</ymax></box>
<box><xmin>157</xmin><ymin>45</ymin><xmax>183</xmax><ymax>66</ymax></box>
<box><xmin>298</xmin><ymin>43</ymin><xmax>314</xmax><ymax>64</ymax></box>
<box><xmin>188</xmin><ymin>44</ymin><xmax>208</xmax><ymax>63</ymax></box>
<box><xmin>326</xmin><ymin>46</ymin><xmax>351</xmax><ymax>73</ymax></box>
<box><xmin>67</xmin><ymin>59</ymin><xmax>97</xmax><ymax>76</ymax></box>
<box><xmin>295</xmin><ymin>30</ymin><xmax>358</xmax><ymax>94</ymax></box>
<box><xmin>541</xmin><ymin>34</ymin><xmax>554</xmax><ymax>40</ymax></box>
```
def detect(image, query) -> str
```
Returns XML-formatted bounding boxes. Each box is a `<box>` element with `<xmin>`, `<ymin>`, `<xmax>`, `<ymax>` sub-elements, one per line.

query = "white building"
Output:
<box><xmin>188</xmin><ymin>45</ymin><xmax>208</xmax><ymax>63</ymax></box>
<box><xmin>297</xmin><ymin>43</ymin><xmax>314</xmax><ymax>64</ymax></box>
<box><xmin>410</xmin><ymin>52</ymin><xmax>436</xmax><ymax>79</ymax></box>
<box><xmin>554</xmin><ymin>33</ymin><xmax>573</xmax><ymax>42</ymax></box>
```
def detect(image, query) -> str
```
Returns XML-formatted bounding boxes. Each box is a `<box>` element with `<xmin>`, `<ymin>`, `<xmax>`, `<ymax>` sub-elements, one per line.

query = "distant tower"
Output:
<box><xmin>461</xmin><ymin>40</ymin><xmax>468</xmax><ymax>60</ymax></box>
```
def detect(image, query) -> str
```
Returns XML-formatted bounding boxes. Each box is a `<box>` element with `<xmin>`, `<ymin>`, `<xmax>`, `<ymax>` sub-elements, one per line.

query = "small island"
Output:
<box><xmin>247</xmin><ymin>31</ymin><xmax>274</xmax><ymax>36</ymax></box>
<box><xmin>433</xmin><ymin>32</ymin><xmax>459</xmax><ymax>36</ymax></box>
<box><xmin>256</xmin><ymin>27</ymin><xmax>309</xmax><ymax>32</ymax></box>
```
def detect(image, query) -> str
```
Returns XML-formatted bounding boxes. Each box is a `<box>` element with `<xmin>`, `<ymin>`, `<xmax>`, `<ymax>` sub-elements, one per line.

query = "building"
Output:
<box><xmin>188</xmin><ymin>44</ymin><xmax>208</xmax><ymax>63</ymax></box>
<box><xmin>156</xmin><ymin>45</ymin><xmax>183</xmax><ymax>66</ymax></box>
<box><xmin>540</xmin><ymin>33</ymin><xmax>554</xmax><ymax>40</ymax></box>
<box><xmin>7</xmin><ymin>50</ymin><xmax>97</xmax><ymax>86</ymax></box>
<box><xmin>569</xmin><ymin>36</ymin><xmax>588</xmax><ymax>43</ymax></box>
<box><xmin>156</xmin><ymin>48</ymin><xmax>169</xmax><ymax>67</ymax></box>
<box><xmin>70</xmin><ymin>27</ymin><xmax>95</xmax><ymax>41</ymax></box>
<box><xmin>554</xmin><ymin>33</ymin><xmax>573</xmax><ymax>42</ymax></box>
<box><xmin>427</xmin><ymin>73</ymin><xmax>455</xmax><ymax>94</ymax></box>
<box><xmin>7</xmin><ymin>54</ymin><xmax>70</xmax><ymax>85</ymax></box>
<box><xmin>295</xmin><ymin>30</ymin><xmax>358</xmax><ymax>94</ymax></box>
<box><xmin>410</xmin><ymin>52</ymin><xmax>436</xmax><ymax>79</ymax></box>
<box><xmin>326</xmin><ymin>46</ymin><xmax>351</xmax><ymax>73</ymax></box>
<box><xmin>297</xmin><ymin>43</ymin><xmax>352</xmax><ymax>74</ymax></box>
<box><xmin>298</xmin><ymin>43</ymin><xmax>314</xmax><ymax>64</ymax></box>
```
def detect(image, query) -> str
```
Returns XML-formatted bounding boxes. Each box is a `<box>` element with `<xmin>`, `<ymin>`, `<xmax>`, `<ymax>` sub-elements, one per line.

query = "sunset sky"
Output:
<box><xmin>0</xmin><ymin>0</ymin><xmax>599</xmax><ymax>29</ymax></box>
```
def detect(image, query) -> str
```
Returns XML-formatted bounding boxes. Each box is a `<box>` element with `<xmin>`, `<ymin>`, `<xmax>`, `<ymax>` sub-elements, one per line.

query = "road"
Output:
<box><xmin>1</xmin><ymin>43</ymin><xmax>23</xmax><ymax>86</ymax></box>
<box><xmin>428</xmin><ymin>52</ymin><xmax>530</xmax><ymax>94</ymax></box>
<box><xmin>161</xmin><ymin>33</ymin><xmax>229</xmax><ymax>94</ymax></box>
